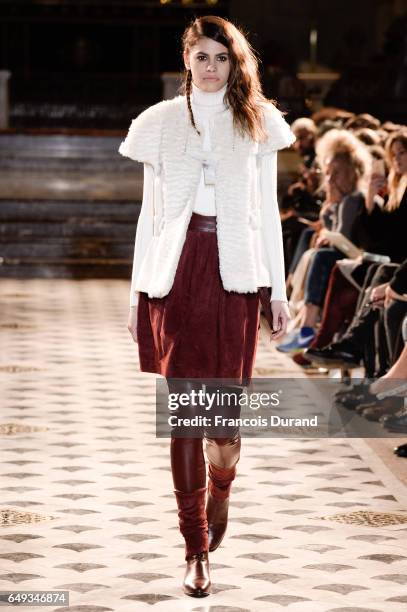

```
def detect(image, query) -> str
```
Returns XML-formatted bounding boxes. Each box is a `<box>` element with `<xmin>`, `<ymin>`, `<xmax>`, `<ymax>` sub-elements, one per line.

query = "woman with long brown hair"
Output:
<box><xmin>366</xmin><ymin>129</ymin><xmax>407</xmax><ymax>216</ymax></box>
<box><xmin>119</xmin><ymin>15</ymin><xmax>295</xmax><ymax>598</ymax></box>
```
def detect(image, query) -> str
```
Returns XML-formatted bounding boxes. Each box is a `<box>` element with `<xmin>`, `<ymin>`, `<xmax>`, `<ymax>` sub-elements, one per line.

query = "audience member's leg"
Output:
<box><xmin>328</xmin><ymin>263</ymin><xmax>399</xmax><ymax>349</ymax></box>
<box><xmin>385</xmin><ymin>299</ymin><xmax>407</xmax><ymax>366</ymax></box>
<box><xmin>288</xmin><ymin>226</ymin><xmax>315</xmax><ymax>275</ymax></box>
<box><xmin>304</xmin><ymin>264</ymin><xmax>399</xmax><ymax>369</ymax></box>
<box><xmin>304</xmin><ymin>248</ymin><xmax>345</xmax><ymax>313</ymax></box>
<box><xmin>310</xmin><ymin>264</ymin><xmax>359</xmax><ymax>348</ymax></box>
<box><xmin>375</xmin><ymin>310</ymin><xmax>389</xmax><ymax>377</ymax></box>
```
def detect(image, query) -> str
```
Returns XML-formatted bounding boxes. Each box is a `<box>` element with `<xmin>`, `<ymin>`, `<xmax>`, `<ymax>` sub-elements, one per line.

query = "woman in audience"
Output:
<box><xmin>376</xmin><ymin>313</ymin><xmax>407</xmax><ymax>442</ymax></box>
<box><xmin>297</xmin><ymin>129</ymin><xmax>407</xmax><ymax>365</ymax></box>
<box><xmin>278</xmin><ymin>129</ymin><xmax>371</xmax><ymax>352</ymax></box>
<box><xmin>305</xmin><ymin>129</ymin><xmax>407</xmax><ymax>367</ymax></box>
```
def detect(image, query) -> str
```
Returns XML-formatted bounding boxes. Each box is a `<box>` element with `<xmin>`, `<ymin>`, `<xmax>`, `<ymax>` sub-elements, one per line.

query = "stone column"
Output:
<box><xmin>0</xmin><ymin>70</ymin><xmax>11</xmax><ymax>129</ymax></box>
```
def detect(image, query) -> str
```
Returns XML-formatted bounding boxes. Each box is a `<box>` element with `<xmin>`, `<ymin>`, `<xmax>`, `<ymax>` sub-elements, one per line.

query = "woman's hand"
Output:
<box><xmin>369</xmin><ymin>282</ymin><xmax>388</xmax><ymax>308</ymax></box>
<box><xmin>366</xmin><ymin>173</ymin><xmax>387</xmax><ymax>212</ymax></box>
<box><xmin>315</xmin><ymin>234</ymin><xmax>329</xmax><ymax>248</ymax></box>
<box><xmin>128</xmin><ymin>305</ymin><xmax>138</xmax><ymax>343</ymax></box>
<box><xmin>269</xmin><ymin>300</ymin><xmax>291</xmax><ymax>341</ymax></box>
<box><xmin>385</xmin><ymin>284</ymin><xmax>407</xmax><ymax>307</ymax></box>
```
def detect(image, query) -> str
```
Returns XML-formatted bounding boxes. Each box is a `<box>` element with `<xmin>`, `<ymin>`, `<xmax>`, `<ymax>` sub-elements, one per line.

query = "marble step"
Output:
<box><xmin>0</xmin><ymin>259</ymin><xmax>131</xmax><ymax>279</ymax></box>
<box><xmin>0</xmin><ymin>221</ymin><xmax>137</xmax><ymax>239</ymax></box>
<box><xmin>0</xmin><ymin>200</ymin><xmax>140</xmax><ymax>222</ymax></box>
<box><xmin>0</xmin><ymin>134</ymin><xmax>137</xmax><ymax>173</ymax></box>
<box><xmin>1</xmin><ymin>239</ymin><xmax>133</xmax><ymax>259</ymax></box>
<box><xmin>0</xmin><ymin>197</ymin><xmax>139</xmax><ymax>277</ymax></box>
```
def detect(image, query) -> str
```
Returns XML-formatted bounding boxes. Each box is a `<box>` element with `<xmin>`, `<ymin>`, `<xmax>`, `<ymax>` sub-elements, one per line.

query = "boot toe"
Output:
<box><xmin>183</xmin><ymin>582</ymin><xmax>211</xmax><ymax>597</ymax></box>
<box><xmin>183</xmin><ymin>552</ymin><xmax>211</xmax><ymax>597</ymax></box>
<box><xmin>208</xmin><ymin>521</ymin><xmax>227</xmax><ymax>552</ymax></box>
<box><xmin>206</xmin><ymin>494</ymin><xmax>229</xmax><ymax>552</ymax></box>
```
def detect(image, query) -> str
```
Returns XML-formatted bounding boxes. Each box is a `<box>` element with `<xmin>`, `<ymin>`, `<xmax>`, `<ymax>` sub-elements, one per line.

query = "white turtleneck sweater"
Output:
<box><xmin>129</xmin><ymin>83</ymin><xmax>288</xmax><ymax>307</ymax></box>
<box><xmin>190</xmin><ymin>82</ymin><xmax>227</xmax><ymax>216</ymax></box>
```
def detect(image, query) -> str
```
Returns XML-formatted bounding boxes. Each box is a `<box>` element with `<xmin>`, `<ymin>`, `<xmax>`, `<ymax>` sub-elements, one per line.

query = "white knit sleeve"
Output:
<box><xmin>129</xmin><ymin>163</ymin><xmax>155</xmax><ymax>308</ymax></box>
<box><xmin>260</xmin><ymin>151</ymin><xmax>288</xmax><ymax>302</ymax></box>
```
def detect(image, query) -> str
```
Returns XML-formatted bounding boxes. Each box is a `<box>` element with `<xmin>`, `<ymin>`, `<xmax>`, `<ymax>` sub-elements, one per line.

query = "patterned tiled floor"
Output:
<box><xmin>1</xmin><ymin>278</ymin><xmax>407</xmax><ymax>612</ymax></box>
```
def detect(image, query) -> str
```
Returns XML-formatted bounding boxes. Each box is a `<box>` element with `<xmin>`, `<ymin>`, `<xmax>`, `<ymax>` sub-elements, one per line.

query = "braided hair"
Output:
<box><xmin>185</xmin><ymin>69</ymin><xmax>201</xmax><ymax>136</ymax></box>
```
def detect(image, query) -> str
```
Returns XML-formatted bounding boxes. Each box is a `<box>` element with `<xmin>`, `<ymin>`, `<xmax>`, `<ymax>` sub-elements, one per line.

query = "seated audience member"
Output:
<box><xmin>328</xmin><ymin>308</ymin><xmax>407</xmax><ymax>432</ymax></box>
<box><xmin>375</xmin><ymin>314</ymin><xmax>407</xmax><ymax>441</ymax></box>
<box><xmin>286</xmin><ymin>183</ymin><xmax>338</xmax><ymax>302</ymax></box>
<box><xmin>381</xmin><ymin>121</ymin><xmax>404</xmax><ymax>134</ymax></box>
<box><xmin>296</xmin><ymin>129</ymin><xmax>407</xmax><ymax>365</ymax></box>
<box><xmin>305</xmin><ymin>260</ymin><xmax>407</xmax><ymax>409</ymax></box>
<box><xmin>344</xmin><ymin>113</ymin><xmax>381</xmax><ymax>131</ymax></box>
<box><xmin>291</xmin><ymin>117</ymin><xmax>317</xmax><ymax>168</ymax></box>
<box><xmin>311</xmin><ymin>107</ymin><xmax>355</xmax><ymax>129</ymax></box>
<box><xmin>280</xmin><ymin>118</ymin><xmax>323</xmax><ymax>271</ymax></box>
<box><xmin>357</xmin><ymin>129</ymin><xmax>407</xmax><ymax>263</ymax></box>
<box><xmin>278</xmin><ymin>129</ymin><xmax>371</xmax><ymax>352</ymax></box>
<box><xmin>354</xmin><ymin>127</ymin><xmax>382</xmax><ymax>147</ymax></box>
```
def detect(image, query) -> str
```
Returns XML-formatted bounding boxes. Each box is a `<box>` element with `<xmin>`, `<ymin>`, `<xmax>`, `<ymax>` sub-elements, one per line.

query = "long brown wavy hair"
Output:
<box><xmin>181</xmin><ymin>15</ymin><xmax>274</xmax><ymax>142</ymax></box>
<box><xmin>384</xmin><ymin>129</ymin><xmax>407</xmax><ymax>211</ymax></box>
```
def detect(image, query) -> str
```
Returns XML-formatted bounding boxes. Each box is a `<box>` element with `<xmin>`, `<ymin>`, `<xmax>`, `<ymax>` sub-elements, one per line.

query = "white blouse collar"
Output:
<box><xmin>191</xmin><ymin>81</ymin><xmax>227</xmax><ymax>108</ymax></box>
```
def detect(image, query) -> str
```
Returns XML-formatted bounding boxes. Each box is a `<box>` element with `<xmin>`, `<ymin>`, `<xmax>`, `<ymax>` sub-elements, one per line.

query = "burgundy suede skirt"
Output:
<box><xmin>136</xmin><ymin>212</ymin><xmax>261</xmax><ymax>385</ymax></box>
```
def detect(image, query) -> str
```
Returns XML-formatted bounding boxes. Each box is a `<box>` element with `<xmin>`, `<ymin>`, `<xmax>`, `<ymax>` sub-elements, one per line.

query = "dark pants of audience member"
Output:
<box><xmin>309</xmin><ymin>264</ymin><xmax>359</xmax><ymax>349</ymax></box>
<box><xmin>334</xmin><ymin>263</ymin><xmax>400</xmax><ymax>376</ymax></box>
<box><xmin>288</xmin><ymin>226</ymin><xmax>315</xmax><ymax>275</ymax></box>
<box><xmin>386</xmin><ymin>300</ymin><xmax>407</xmax><ymax>364</ymax></box>
<box><xmin>283</xmin><ymin>219</ymin><xmax>312</xmax><ymax>275</ymax></box>
<box><xmin>304</xmin><ymin>247</ymin><xmax>345</xmax><ymax>307</ymax></box>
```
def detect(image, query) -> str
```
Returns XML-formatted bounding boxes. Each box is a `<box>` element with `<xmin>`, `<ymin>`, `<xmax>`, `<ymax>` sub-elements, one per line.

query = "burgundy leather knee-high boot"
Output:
<box><xmin>205</xmin><ymin>434</ymin><xmax>241</xmax><ymax>552</ymax></box>
<box><xmin>203</xmin><ymin>384</ymin><xmax>242</xmax><ymax>552</ymax></box>
<box><xmin>169</xmin><ymin>380</ymin><xmax>210</xmax><ymax>597</ymax></box>
<box><xmin>171</xmin><ymin>437</ymin><xmax>211</xmax><ymax>597</ymax></box>
<box><xmin>171</xmin><ymin>438</ymin><xmax>208</xmax><ymax>556</ymax></box>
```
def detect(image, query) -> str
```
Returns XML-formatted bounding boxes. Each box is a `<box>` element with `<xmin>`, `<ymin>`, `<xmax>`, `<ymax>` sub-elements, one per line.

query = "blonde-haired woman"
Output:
<box><xmin>119</xmin><ymin>15</ymin><xmax>295</xmax><ymax>597</ymax></box>
<box><xmin>278</xmin><ymin>128</ymin><xmax>371</xmax><ymax>352</ymax></box>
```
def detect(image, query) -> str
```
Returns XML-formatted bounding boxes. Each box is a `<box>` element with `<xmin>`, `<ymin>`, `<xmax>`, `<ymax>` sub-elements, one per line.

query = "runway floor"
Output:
<box><xmin>1</xmin><ymin>278</ymin><xmax>407</xmax><ymax>612</ymax></box>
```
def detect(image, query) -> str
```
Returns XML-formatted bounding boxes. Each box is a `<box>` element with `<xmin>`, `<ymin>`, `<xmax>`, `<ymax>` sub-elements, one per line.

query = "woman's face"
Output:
<box><xmin>390</xmin><ymin>140</ymin><xmax>407</xmax><ymax>175</ymax></box>
<box><xmin>184</xmin><ymin>36</ymin><xmax>231</xmax><ymax>93</ymax></box>
<box><xmin>324</xmin><ymin>157</ymin><xmax>356</xmax><ymax>198</ymax></box>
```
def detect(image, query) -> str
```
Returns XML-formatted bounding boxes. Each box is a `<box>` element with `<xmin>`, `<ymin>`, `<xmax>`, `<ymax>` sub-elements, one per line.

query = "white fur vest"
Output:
<box><xmin>118</xmin><ymin>95</ymin><xmax>295</xmax><ymax>298</ymax></box>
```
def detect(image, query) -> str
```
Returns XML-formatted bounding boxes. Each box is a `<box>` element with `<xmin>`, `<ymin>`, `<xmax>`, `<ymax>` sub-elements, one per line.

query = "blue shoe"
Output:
<box><xmin>276</xmin><ymin>329</ymin><xmax>315</xmax><ymax>353</ymax></box>
<box><xmin>276</xmin><ymin>330</ymin><xmax>300</xmax><ymax>353</ymax></box>
<box><xmin>274</xmin><ymin>328</ymin><xmax>297</xmax><ymax>345</ymax></box>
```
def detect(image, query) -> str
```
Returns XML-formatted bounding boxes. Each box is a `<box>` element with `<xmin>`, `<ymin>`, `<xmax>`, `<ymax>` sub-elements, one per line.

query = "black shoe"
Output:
<box><xmin>361</xmin><ymin>398</ymin><xmax>404</xmax><ymax>421</ymax></box>
<box><xmin>334</xmin><ymin>382</ymin><xmax>368</xmax><ymax>399</ymax></box>
<box><xmin>304</xmin><ymin>345</ymin><xmax>361</xmax><ymax>369</ymax></box>
<box><xmin>337</xmin><ymin>390</ymin><xmax>377</xmax><ymax>410</ymax></box>
<box><xmin>394</xmin><ymin>443</ymin><xmax>407</xmax><ymax>457</ymax></box>
<box><xmin>381</xmin><ymin>411</ymin><xmax>407</xmax><ymax>432</ymax></box>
